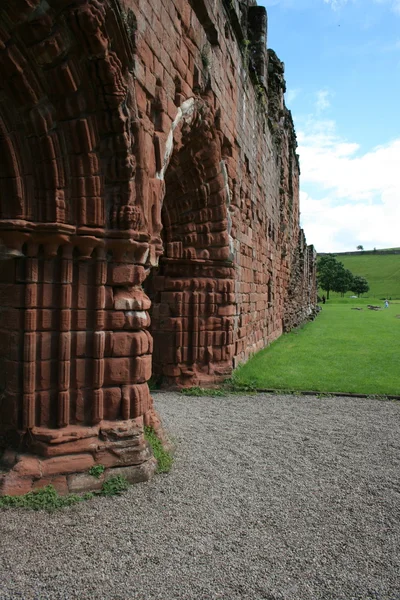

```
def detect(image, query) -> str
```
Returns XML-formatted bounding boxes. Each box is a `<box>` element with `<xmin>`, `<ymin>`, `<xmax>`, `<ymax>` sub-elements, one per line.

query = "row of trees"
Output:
<box><xmin>317</xmin><ymin>254</ymin><xmax>370</xmax><ymax>299</ymax></box>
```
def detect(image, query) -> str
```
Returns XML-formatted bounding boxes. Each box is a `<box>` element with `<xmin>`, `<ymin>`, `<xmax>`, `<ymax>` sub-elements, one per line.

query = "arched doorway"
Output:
<box><xmin>145</xmin><ymin>94</ymin><xmax>236</xmax><ymax>387</ymax></box>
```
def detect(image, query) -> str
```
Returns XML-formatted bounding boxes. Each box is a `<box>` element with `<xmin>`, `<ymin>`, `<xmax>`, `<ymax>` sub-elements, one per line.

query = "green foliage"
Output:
<box><xmin>317</xmin><ymin>254</ymin><xmax>343</xmax><ymax>299</ymax></box>
<box><xmin>233</xmin><ymin>298</ymin><xmax>400</xmax><ymax>396</ymax></box>
<box><xmin>100</xmin><ymin>475</ymin><xmax>129</xmax><ymax>496</ymax></box>
<box><xmin>241</xmin><ymin>38</ymin><xmax>251</xmax><ymax>63</ymax></box>
<box><xmin>88</xmin><ymin>465</ymin><xmax>105</xmax><ymax>479</ymax></box>
<box><xmin>82</xmin><ymin>492</ymin><xmax>95</xmax><ymax>500</ymax></box>
<box><xmin>0</xmin><ymin>475</ymin><xmax>132</xmax><ymax>511</ymax></box>
<box><xmin>330</xmin><ymin>252</ymin><xmax>400</xmax><ymax>299</ymax></box>
<box><xmin>255</xmin><ymin>83</ymin><xmax>267</xmax><ymax>106</ymax></box>
<box><xmin>148</xmin><ymin>375</ymin><xmax>163</xmax><ymax>390</ymax></box>
<box><xmin>317</xmin><ymin>254</ymin><xmax>370</xmax><ymax>299</ymax></box>
<box><xmin>180</xmin><ymin>386</ymin><xmax>226</xmax><ymax>397</ymax></box>
<box><xmin>333</xmin><ymin>267</ymin><xmax>354</xmax><ymax>297</ymax></box>
<box><xmin>144</xmin><ymin>427</ymin><xmax>173</xmax><ymax>473</ymax></box>
<box><xmin>200</xmin><ymin>45</ymin><xmax>211</xmax><ymax>69</ymax></box>
<box><xmin>0</xmin><ymin>485</ymin><xmax>84</xmax><ymax>511</ymax></box>
<box><xmin>121</xmin><ymin>9</ymin><xmax>137</xmax><ymax>37</ymax></box>
<box><xmin>227</xmin><ymin>369</ymin><xmax>258</xmax><ymax>393</ymax></box>
<box><xmin>351</xmin><ymin>275</ymin><xmax>370</xmax><ymax>297</ymax></box>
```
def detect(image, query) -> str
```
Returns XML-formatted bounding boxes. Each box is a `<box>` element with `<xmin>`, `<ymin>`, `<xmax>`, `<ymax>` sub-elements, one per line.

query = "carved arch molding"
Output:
<box><xmin>0</xmin><ymin>0</ymin><xmax>234</xmax><ymax>493</ymax></box>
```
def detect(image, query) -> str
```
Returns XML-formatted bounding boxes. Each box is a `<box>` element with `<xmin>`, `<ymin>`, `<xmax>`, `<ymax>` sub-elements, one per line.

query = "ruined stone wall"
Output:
<box><xmin>129</xmin><ymin>0</ymin><xmax>317</xmax><ymax>380</ymax></box>
<box><xmin>0</xmin><ymin>0</ymin><xmax>316</xmax><ymax>494</ymax></box>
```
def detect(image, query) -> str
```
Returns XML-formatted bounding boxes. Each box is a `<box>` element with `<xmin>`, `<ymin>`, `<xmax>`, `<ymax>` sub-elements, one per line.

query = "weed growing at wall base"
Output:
<box><xmin>88</xmin><ymin>465</ymin><xmax>105</xmax><ymax>479</ymax></box>
<box><xmin>144</xmin><ymin>427</ymin><xmax>173</xmax><ymax>473</ymax></box>
<box><xmin>0</xmin><ymin>475</ymin><xmax>130</xmax><ymax>511</ymax></box>
<box><xmin>0</xmin><ymin>433</ymin><xmax>174</xmax><ymax>509</ymax></box>
<box><xmin>100</xmin><ymin>475</ymin><xmax>129</xmax><ymax>496</ymax></box>
<box><xmin>0</xmin><ymin>485</ymin><xmax>87</xmax><ymax>511</ymax></box>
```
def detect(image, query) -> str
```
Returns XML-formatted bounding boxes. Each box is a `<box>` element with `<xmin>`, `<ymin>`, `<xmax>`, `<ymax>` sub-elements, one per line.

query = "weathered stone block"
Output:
<box><xmin>108</xmin><ymin>265</ymin><xmax>146</xmax><ymax>286</ymax></box>
<box><xmin>103</xmin><ymin>458</ymin><xmax>157</xmax><ymax>484</ymax></box>
<box><xmin>103</xmin><ymin>387</ymin><xmax>123</xmax><ymax>420</ymax></box>
<box><xmin>41</xmin><ymin>453</ymin><xmax>95</xmax><ymax>477</ymax></box>
<box><xmin>32</xmin><ymin>476</ymin><xmax>69</xmax><ymax>496</ymax></box>
<box><xmin>0</xmin><ymin>473</ymin><xmax>33</xmax><ymax>496</ymax></box>
<box><xmin>13</xmin><ymin>456</ymin><xmax>41</xmax><ymax>478</ymax></box>
<box><xmin>113</xmin><ymin>288</ymin><xmax>151</xmax><ymax>311</ymax></box>
<box><xmin>67</xmin><ymin>472</ymin><xmax>104</xmax><ymax>494</ymax></box>
<box><xmin>110</xmin><ymin>331</ymin><xmax>151</xmax><ymax>357</ymax></box>
<box><xmin>31</xmin><ymin>437</ymin><xmax>99</xmax><ymax>458</ymax></box>
<box><xmin>94</xmin><ymin>443</ymin><xmax>151</xmax><ymax>468</ymax></box>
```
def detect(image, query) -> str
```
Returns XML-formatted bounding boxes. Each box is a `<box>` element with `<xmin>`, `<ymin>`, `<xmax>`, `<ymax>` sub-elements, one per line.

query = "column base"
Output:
<box><xmin>0</xmin><ymin>416</ymin><xmax>161</xmax><ymax>496</ymax></box>
<box><xmin>159</xmin><ymin>362</ymin><xmax>233</xmax><ymax>388</ymax></box>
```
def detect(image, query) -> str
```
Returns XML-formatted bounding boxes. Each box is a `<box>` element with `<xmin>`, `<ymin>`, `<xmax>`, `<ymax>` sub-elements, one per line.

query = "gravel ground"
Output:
<box><xmin>0</xmin><ymin>392</ymin><xmax>399</xmax><ymax>600</ymax></box>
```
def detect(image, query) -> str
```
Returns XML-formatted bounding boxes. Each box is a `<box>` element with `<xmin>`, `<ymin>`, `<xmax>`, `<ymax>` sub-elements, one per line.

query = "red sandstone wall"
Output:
<box><xmin>0</xmin><ymin>0</ymin><xmax>316</xmax><ymax>494</ymax></box>
<box><xmin>127</xmin><ymin>0</ymin><xmax>317</xmax><ymax>380</ymax></box>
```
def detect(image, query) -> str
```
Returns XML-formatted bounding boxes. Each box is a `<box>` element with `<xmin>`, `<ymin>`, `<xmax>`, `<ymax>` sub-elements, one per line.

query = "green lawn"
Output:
<box><xmin>324</xmin><ymin>252</ymin><xmax>400</xmax><ymax>299</ymax></box>
<box><xmin>234</xmin><ymin>299</ymin><xmax>400</xmax><ymax>396</ymax></box>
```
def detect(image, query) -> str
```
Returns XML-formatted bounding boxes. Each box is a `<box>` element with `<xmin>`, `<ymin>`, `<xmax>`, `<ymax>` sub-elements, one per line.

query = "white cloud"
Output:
<box><xmin>298</xmin><ymin>119</ymin><xmax>400</xmax><ymax>252</ymax></box>
<box><xmin>323</xmin><ymin>0</ymin><xmax>350</xmax><ymax>10</ymax></box>
<box><xmin>382</xmin><ymin>38</ymin><xmax>400</xmax><ymax>52</ymax></box>
<box><xmin>324</xmin><ymin>0</ymin><xmax>400</xmax><ymax>13</ymax></box>
<box><xmin>286</xmin><ymin>88</ymin><xmax>301</xmax><ymax>105</ymax></box>
<box><xmin>300</xmin><ymin>190</ymin><xmax>400</xmax><ymax>252</ymax></box>
<box><xmin>374</xmin><ymin>0</ymin><xmax>400</xmax><ymax>15</ymax></box>
<box><xmin>315</xmin><ymin>90</ymin><xmax>331</xmax><ymax>113</ymax></box>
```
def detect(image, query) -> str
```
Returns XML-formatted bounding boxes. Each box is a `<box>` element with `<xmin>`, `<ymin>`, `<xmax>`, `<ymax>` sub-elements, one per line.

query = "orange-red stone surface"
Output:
<box><xmin>0</xmin><ymin>0</ymin><xmax>316</xmax><ymax>493</ymax></box>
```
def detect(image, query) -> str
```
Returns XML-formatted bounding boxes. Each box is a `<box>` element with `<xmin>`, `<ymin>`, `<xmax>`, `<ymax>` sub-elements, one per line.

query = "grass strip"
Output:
<box><xmin>234</xmin><ymin>299</ymin><xmax>400</xmax><ymax>396</ymax></box>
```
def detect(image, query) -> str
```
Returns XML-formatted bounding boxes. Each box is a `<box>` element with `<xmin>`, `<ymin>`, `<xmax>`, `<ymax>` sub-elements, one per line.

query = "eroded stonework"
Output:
<box><xmin>0</xmin><ymin>0</ymin><xmax>316</xmax><ymax>494</ymax></box>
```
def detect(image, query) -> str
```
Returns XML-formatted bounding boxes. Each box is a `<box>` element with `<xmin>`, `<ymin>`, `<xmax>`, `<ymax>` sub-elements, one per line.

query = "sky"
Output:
<box><xmin>259</xmin><ymin>0</ymin><xmax>400</xmax><ymax>252</ymax></box>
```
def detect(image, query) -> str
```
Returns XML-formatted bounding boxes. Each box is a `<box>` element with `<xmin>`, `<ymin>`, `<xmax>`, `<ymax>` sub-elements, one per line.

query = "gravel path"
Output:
<box><xmin>0</xmin><ymin>392</ymin><xmax>399</xmax><ymax>600</ymax></box>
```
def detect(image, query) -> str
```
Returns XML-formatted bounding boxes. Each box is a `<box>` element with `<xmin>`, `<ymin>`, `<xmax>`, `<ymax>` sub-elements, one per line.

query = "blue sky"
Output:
<box><xmin>259</xmin><ymin>0</ymin><xmax>400</xmax><ymax>252</ymax></box>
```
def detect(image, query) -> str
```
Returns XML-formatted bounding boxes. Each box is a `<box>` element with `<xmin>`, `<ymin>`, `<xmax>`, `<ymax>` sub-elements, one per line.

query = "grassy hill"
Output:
<box><xmin>319</xmin><ymin>250</ymin><xmax>400</xmax><ymax>299</ymax></box>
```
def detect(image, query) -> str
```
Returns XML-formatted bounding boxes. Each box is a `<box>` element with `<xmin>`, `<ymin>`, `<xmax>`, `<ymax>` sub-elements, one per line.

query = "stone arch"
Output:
<box><xmin>145</xmin><ymin>94</ymin><xmax>236</xmax><ymax>387</ymax></box>
<box><xmin>0</xmin><ymin>0</ymin><xmax>140</xmax><ymax>232</ymax></box>
<box><xmin>0</xmin><ymin>115</ymin><xmax>28</xmax><ymax>221</ymax></box>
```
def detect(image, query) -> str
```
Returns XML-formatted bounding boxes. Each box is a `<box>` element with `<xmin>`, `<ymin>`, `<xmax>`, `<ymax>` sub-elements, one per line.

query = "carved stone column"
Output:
<box><xmin>0</xmin><ymin>232</ymin><xmax>159</xmax><ymax>496</ymax></box>
<box><xmin>0</xmin><ymin>0</ymin><xmax>163</xmax><ymax>496</ymax></box>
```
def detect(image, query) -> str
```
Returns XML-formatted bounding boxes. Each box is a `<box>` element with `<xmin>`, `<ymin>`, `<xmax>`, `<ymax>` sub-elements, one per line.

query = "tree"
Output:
<box><xmin>356</xmin><ymin>245</ymin><xmax>364</xmax><ymax>251</ymax></box>
<box><xmin>317</xmin><ymin>254</ymin><xmax>344</xmax><ymax>300</ymax></box>
<box><xmin>318</xmin><ymin>254</ymin><xmax>370</xmax><ymax>299</ymax></box>
<box><xmin>351</xmin><ymin>275</ymin><xmax>369</xmax><ymax>297</ymax></box>
<box><xmin>333</xmin><ymin>268</ymin><xmax>354</xmax><ymax>297</ymax></box>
